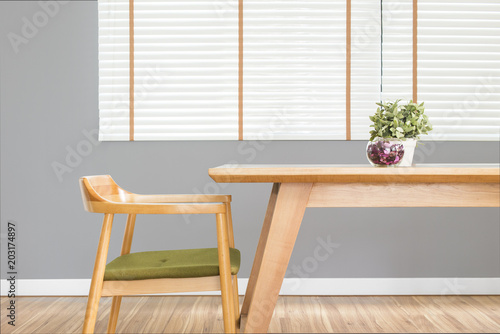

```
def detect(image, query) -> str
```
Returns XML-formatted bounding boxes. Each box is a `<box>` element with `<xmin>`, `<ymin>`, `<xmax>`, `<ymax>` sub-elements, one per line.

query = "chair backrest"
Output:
<box><xmin>80</xmin><ymin>175</ymin><xmax>130</xmax><ymax>213</ymax></box>
<box><xmin>81</xmin><ymin>175</ymin><xmax>230</xmax><ymax>215</ymax></box>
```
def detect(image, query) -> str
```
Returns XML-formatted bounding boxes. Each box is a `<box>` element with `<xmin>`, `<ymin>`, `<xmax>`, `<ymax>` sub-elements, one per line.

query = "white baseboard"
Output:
<box><xmin>1</xmin><ymin>278</ymin><xmax>499</xmax><ymax>296</ymax></box>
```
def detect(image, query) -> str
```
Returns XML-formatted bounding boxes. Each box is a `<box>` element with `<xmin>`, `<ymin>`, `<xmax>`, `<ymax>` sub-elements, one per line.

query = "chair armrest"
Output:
<box><xmin>87</xmin><ymin>201</ymin><xmax>227</xmax><ymax>215</ymax></box>
<box><xmin>105</xmin><ymin>194</ymin><xmax>231</xmax><ymax>204</ymax></box>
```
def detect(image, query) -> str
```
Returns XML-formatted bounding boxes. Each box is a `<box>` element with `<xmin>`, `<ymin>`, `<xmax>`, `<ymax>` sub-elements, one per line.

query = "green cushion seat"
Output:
<box><xmin>104</xmin><ymin>248</ymin><xmax>240</xmax><ymax>281</ymax></box>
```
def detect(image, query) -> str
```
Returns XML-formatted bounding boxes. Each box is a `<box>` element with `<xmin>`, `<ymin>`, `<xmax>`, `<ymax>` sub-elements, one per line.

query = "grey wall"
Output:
<box><xmin>1</xmin><ymin>1</ymin><xmax>499</xmax><ymax>280</ymax></box>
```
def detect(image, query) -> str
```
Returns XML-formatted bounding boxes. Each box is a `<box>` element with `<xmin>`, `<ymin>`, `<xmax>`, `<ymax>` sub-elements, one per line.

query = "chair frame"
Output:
<box><xmin>80</xmin><ymin>175</ymin><xmax>239</xmax><ymax>333</ymax></box>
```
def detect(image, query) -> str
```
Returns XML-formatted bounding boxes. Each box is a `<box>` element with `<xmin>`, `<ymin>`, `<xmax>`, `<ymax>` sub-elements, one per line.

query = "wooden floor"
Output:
<box><xmin>1</xmin><ymin>295</ymin><xmax>499</xmax><ymax>333</ymax></box>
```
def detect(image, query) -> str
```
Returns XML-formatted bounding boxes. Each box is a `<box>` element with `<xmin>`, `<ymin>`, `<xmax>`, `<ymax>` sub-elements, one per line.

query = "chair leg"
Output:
<box><xmin>83</xmin><ymin>214</ymin><xmax>114</xmax><ymax>334</ymax></box>
<box><xmin>82</xmin><ymin>283</ymin><xmax>102</xmax><ymax>334</ymax></box>
<box><xmin>216</xmin><ymin>213</ymin><xmax>236</xmax><ymax>333</ymax></box>
<box><xmin>106</xmin><ymin>214</ymin><xmax>136</xmax><ymax>333</ymax></box>
<box><xmin>106</xmin><ymin>296</ymin><xmax>122</xmax><ymax>333</ymax></box>
<box><xmin>221</xmin><ymin>277</ymin><xmax>236</xmax><ymax>333</ymax></box>
<box><xmin>120</xmin><ymin>214</ymin><xmax>136</xmax><ymax>255</ymax></box>
<box><xmin>225</xmin><ymin>204</ymin><xmax>240</xmax><ymax>329</ymax></box>
<box><xmin>104</xmin><ymin>213</ymin><xmax>136</xmax><ymax>333</ymax></box>
<box><xmin>232</xmin><ymin>275</ymin><xmax>240</xmax><ymax>329</ymax></box>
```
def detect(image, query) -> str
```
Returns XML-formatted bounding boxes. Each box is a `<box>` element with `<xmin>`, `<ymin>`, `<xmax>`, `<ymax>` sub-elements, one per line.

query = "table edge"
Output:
<box><xmin>208</xmin><ymin>166</ymin><xmax>500</xmax><ymax>183</ymax></box>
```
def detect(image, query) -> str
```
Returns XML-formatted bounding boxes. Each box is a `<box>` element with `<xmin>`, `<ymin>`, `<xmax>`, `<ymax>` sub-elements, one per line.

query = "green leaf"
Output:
<box><xmin>368</xmin><ymin>99</ymin><xmax>432</xmax><ymax>139</ymax></box>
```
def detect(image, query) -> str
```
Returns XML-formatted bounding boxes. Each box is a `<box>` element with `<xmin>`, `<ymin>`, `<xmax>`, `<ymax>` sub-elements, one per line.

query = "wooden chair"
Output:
<box><xmin>79</xmin><ymin>175</ymin><xmax>240</xmax><ymax>333</ymax></box>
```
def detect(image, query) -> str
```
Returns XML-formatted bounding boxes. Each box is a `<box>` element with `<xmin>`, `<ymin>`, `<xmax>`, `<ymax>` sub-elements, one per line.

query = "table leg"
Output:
<box><xmin>243</xmin><ymin>183</ymin><xmax>313</xmax><ymax>333</ymax></box>
<box><xmin>241</xmin><ymin>183</ymin><xmax>280</xmax><ymax>318</ymax></box>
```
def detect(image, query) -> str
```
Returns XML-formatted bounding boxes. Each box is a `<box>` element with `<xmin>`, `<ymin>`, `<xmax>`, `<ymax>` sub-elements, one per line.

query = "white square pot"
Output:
<box><xmin>400</xmin><ymin>139</ymin><xmax>417</xmax><ymax>167</ymax></box>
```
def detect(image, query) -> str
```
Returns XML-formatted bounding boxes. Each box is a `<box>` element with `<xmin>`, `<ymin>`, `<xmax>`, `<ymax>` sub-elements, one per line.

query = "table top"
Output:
<box><xmin>209</xmin><ymin>164</ymin><xmax>500</xmax><ymax>183</ymax></box>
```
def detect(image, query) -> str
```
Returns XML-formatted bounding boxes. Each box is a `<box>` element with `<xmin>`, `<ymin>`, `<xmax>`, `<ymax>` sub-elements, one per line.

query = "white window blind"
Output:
<box><xmin>99</xmin><ymin>0</ymin><xmax>130</xmax><ymax>141</ymax></box>
<box><xmin>243</xmin><ymin>0</ymin><xmax>347</xmax><ymax>140</ymax></box>
<box><xmin>99</xmin><ymin>0</ymin><xmax>500</xmax><ymax>141</ymax></box>
<box><xmin>99</xmin><ymin>0</ymin><xmax>239</xmax><ymax>140</ymax></box>
<box><xmin>381</xmin><ymin>0</ymin><xmax>500</xmax><ymax>141</ymax></box>
<box><xmin>350</xmin><ymin>0</ymin><xmax>382</xmax><ymax>140</ymax></box>
<box><xmin>417</xmin><ymin>0</ymin><xmax>500</xmax><ymax>140</ymax></box>
<box><xmin>381</xmin><ymin>0</ymin><xmax>413</xmax><ymax>102</ymax></box>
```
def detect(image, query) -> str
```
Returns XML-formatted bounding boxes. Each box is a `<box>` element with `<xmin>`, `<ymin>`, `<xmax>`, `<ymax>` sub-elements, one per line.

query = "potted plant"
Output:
<box><xmin>367</xmin><ymin>100</ymin><xmax>432</xmax><ymax>167</ymax></box>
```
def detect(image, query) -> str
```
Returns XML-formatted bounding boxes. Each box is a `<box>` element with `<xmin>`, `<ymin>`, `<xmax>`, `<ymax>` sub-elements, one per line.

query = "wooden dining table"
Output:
<box><xmin>208</xmin><ymin>164</ymin><xmax>500</xmax><ymax>333</ymax></box>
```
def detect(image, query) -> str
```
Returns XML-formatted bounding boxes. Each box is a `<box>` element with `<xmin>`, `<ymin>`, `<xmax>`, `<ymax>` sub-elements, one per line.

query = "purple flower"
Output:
<box><xmin>366</xmin><ymin>139</ymin><xmax>405</xmax><ymax>166</ymax></box>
